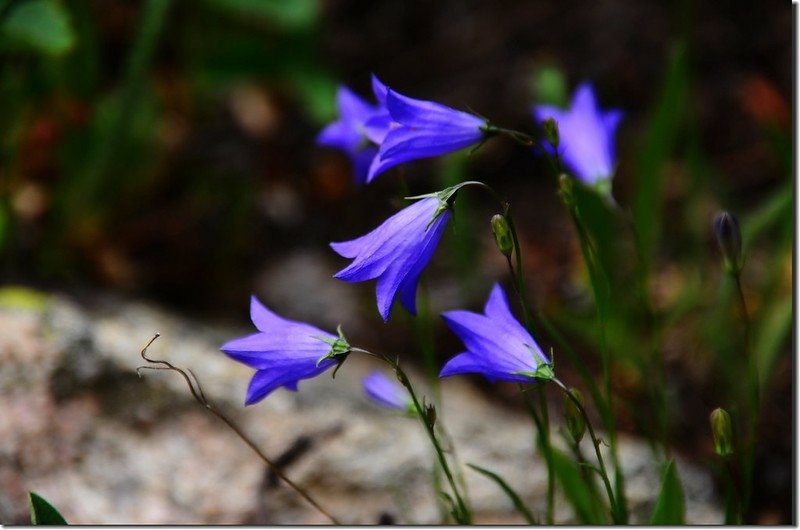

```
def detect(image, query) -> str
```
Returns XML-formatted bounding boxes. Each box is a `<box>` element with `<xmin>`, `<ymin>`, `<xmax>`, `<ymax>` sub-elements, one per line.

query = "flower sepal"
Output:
<box><xmin>514</xmin><ymin>362</ymin><xmax>555</xmax><ymax>383</ymax></box>
<box><xmin>315</xmin><ymin>325</ymin><xmax>351</xmax><ymax>374</ymax></box>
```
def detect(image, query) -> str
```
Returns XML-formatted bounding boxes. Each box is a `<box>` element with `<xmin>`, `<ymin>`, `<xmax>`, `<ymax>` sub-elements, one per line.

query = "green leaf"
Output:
<box><xmin>633</xmin><ymin>43</ymin><xmax>690</xmax><ymax>268</ymax></box>
<box><xmin>203</xmin><ymin>0</ymin><xmax>319</xmax><ymax>31</ymax></box>
<box><xmin>755</xmin><ymin>290</ymin><xmax>792</xmax><ymax>387</ymax></box>
<box><xmin>531</xmin><ymin>65</ymin><xmax>568</xmax><ymax>107</ymax></box>
<box><xmin>649</xmin><ymin>460</ymin><xmax>685</xmax><ymax>524</ymax></box>
<box><xmin>29</xmin><ymin>492</ymin><xmax>67</xmax><ymax>525</ymax></box>
<box><xmin>1</xmin><ymin>0</ymin><xmax>76</xmax><ymax>56</ymax></box>
<box><xmin>551</xmin><ymin>448</ymin><xmax>604</xmax><ymax>524</ymax></box>
<box><xmin>467</xmin><ymin>463</ymin><xmax>535</xmax><ymax>524</ymax></box>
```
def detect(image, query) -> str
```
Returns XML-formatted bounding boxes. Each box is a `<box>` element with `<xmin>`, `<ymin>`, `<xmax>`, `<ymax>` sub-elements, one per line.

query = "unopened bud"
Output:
<box><xmin>709</xmin><ymin>407</ymin><xmax>734</xmax><ymax>457</ymax></box>
<box><xmin>425</xmin><ymin>402</ymin><xmax>437</xmax><ymax>429</ymax></box>
<box><xmin>564</xmin><ymin>388</ymin><xmax>586</xmax><ymax>443</ymax></box>
<box><xmin>490</xmin><ymin>214</ymin><xmax>514</xmax><ymax>256</ymax></box>
<box><xmin>713</xmin><ymin>212</ymin><xmax>743</xmax><ymax>276</ymax></box>
<box><xmin>557</xmin><ymin>174</ymin><xmax>575</xmax><ymax>208</ymax></box>
<box><xmin>542</xmin><ymin>117</ymin><xmax>560</xmax><ymax>149</ymax></box>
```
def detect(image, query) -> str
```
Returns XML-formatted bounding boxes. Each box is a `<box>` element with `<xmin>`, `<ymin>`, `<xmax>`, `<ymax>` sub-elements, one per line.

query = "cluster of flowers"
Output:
<box><xmin>221</xmin><ymin>74</ymin><xmax>621</xmax><ymax>408</ymax></box>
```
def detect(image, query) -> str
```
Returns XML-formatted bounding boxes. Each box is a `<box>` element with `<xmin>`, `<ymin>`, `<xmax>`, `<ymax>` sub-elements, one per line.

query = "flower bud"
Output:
<box><xmin>490</xmin><ymin>214</ymin><xmax>514</xmax><ymax>256</ymax></box>
<box><xmin>542</xmin><ymin>117</ymin><xmax>560</xmax><ymax>149</ymax></box>
<box><xmin>564</xmin><ymin>388</ymin><xmax>586</xmax><ymax>443</ymax></box>
<box><xmin>557</xmin><ymin>174</ymin><xmax>575</xmax><ymax>208</ymax></box>
<box><xmin>709</xmin><ymin>407</ymin><xmax>734</xmax><ymax>457</ymax></box>
<box><xmin>713</xmin><ymin>212</ymin><xmax>743</xmax><ymax>276</ymax></box>
<box><xmin>425</xmin><ymin>402</ymin><xmax>437</xmax><ymax>429</ymax></box>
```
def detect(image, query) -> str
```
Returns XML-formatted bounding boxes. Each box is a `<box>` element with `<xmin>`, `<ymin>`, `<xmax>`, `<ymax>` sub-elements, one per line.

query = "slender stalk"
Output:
<box><xmin>733</xmin><ymin>274</ymin><xmax>758</xmax><ymax>522</ymax></box>
<box><xmin>562</xmin><ymin>431</ymin><xmax>605</xmax><ymax>522</ymax></box>
<box><xmin>350</xmin><ymin>347</ymin><xmax>471</xmax><ymax>524</ymax></box>
<box><xmin>519</xmin><ymin>386</ymin><xmax>553</xmax><ymax>523</ymax></box>
<box><xmin>552</xmin><ymin>377</ymin><xmax>621</xmax><ymax>523</ymax></box>
<box><xmin>536</xmin><ymin>386</ymin><xmax>555</xmax><ymax>523</ymax></box>
<box><xmin>563</xmin><ymin>198</ymin><xmax>629</xmax><ymax>522</ymax></box>
<box><xmin>137</xmin><ymin>335</ymin><xmax>341</xmax><ymax>524</ymax></box>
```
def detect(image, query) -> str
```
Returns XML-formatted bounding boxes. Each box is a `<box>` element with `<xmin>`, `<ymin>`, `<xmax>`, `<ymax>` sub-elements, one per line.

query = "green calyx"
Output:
<box><xmin>514</xmin><ymin>362</ymin><xmax>555</xmax><ymax>383</ymax></box>
<box><xmin>406</xmin><ymin>185</ymin><xmax>461</xmax><ymax>229</ymax></box>
<box><xmin>315</xmin><ymin>324</ymin><xmax>351</xmax><ymax>367</ymax></box>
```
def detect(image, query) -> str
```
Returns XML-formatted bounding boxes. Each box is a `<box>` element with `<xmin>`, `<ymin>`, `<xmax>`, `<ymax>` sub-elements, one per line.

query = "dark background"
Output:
<box><xmin>0</xmin><ymin>0</ymin><xmax>793</xmax><ymax>523</ymax></box>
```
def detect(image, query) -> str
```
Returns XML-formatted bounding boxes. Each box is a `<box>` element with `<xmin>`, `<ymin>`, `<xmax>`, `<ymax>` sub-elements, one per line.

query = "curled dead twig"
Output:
<box><xmin>137</xmin><ymin>333</ymin><xmax>341</xmax><ymax>524</ymax></box>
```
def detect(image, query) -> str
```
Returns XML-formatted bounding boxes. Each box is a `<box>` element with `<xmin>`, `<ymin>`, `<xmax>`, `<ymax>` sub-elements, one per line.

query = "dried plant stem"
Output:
<box><xmin>350</xmin><ymin>347</ymin><xmax>472</xmax><ymax>524</ymax></box>
<box><xmin>136</xmin><ymin>334</ymin><xmax>341</xmax><ymax>525</ymax></box>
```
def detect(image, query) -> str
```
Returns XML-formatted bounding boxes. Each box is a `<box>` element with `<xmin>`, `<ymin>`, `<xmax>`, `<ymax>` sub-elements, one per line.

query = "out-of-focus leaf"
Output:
<box><xmin>572</xmin><ymin>181</ymin><xmax>617</xmax><ymax>288</ymax></box>
<box><xmin>741</xmin><ymin>183</ymin><xmax>792</xmax><ymax>249</ymax></box>
<box><xmin>531</xmin><ymin>66</ymin><xmax>568</xmax><ymax>107</ymax></box>
<box><xmin>289</xmin><ymin>67</ymin><xmax>338</xmax><ymax>123</ymax></box>
<box><xmin>633</xmin><ymin>43</ymin><xmax>689</xmax><ymax>268</ymax></box>
<box><xmin>204</xmin><ymin>0</ymin><xmax>319</xmax><ymax>31</ymax></box>
<box><xmin>467</xmin><ymin>464</ymin><xmax>535</xmax><ymax>524</ymax></box>
<box><xmin>1</xmin><ymin>0</ymin><xmax>75</xmax><ymax>56</ymax></box>
<box><xmin>755</xmin><ymin>289</ymin><xmax>791</xmax><ymax>387</ymax></box>
<box><xmin>0</xmin><ymin>202</ymin><xmax>7</xmax><ymax>252</ymax></box>
<box><xmin>551</xmin><ymin>448</ymin><xmax>604</xmax><ymax>524</ymax></box>
<box><xmin>29</xmin><ymin>492</ymin><xmax>67</xmax><ymax>525</ymax></box>
<box><xmin>649</xmin><ymin>460</ymin><xmax>685</xmax><ymax>524</ymax></box>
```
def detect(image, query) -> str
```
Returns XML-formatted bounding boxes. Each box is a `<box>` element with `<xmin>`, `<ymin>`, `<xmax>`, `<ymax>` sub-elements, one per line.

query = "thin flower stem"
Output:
<box><xmin>137</xmin><ymin>335</ymin><xmax>341</xmax><ymax>525</ymax></box>
<box><xmin>562</xmin><ymin>431</ymin><xmax>605</xmax><ymax>522</ymax></box>
<box><xmin>349</xmin><ymin>347</ymin><xmax>472</xmax><ymax>524</ymax></box>
<box><xmin>564</xmin><ymin>201</ymin><xmax>628</xmax><ymax>522</ymax></box>
<box><xmin>519</xmin><ymin>386</ymin><xmax>553</xmax><ymax>523</ymax></box>
<box><xmin>723</xmin><ymin>457</ymin><xmax>744</xmax><ymax>524</ymax></box>
<box><xmin>552</xmin><ymin>377</ymin><xmax>621</xmax><ymax>523</ymax></box>
<box><xmin>536</xmin><ymin>385</ymin><xmax>555</xmax><ymax>523</ymax></box>
<box><xmin>733</xmin><ymin>273</ymin><xmax>758</xmax><ymax>522</ymax></box>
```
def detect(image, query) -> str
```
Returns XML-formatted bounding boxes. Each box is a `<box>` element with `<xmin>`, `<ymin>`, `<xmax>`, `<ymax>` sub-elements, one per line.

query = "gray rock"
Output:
<box><xmin>0</xmin><ymin>289</ymin><xmax>721</xmax><ymax>524</ymax></box>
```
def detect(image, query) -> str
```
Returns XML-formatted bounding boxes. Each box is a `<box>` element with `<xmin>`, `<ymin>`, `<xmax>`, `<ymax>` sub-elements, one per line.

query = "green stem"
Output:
<box><xmin>537</xmin><ymin>385</ymin><xmax>555</xmax><ymax>524</ymax></box>
<box><xmin>519</xmin><ymin>385</ymin><xmax>553</xmax><ymax>523</ymax></box>
<box><xmin>733</xmin><ymin>274</ymin><xmax>758</xmax><ymax>522</ymax></box>
<box><xmin>351</xmin><ymin>348</ymin><xmax>471</xmax><ymax>524</ymax></box>
<box><xmin>564</xmin><ymin>199</ymin><xmax>628</xmax><ymax>522</ymax></box>
<box><xmin>553</xmin><ymin>377</ymin><xmax>621</xmax><ymax>523</ymax></box>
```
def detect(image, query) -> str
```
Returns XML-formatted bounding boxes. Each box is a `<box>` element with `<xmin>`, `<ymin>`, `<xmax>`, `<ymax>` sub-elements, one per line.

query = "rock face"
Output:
<box><xmin>0</xmin><ymin>290</ymin><xmax>721</xmax><ymax>524</ymax></box>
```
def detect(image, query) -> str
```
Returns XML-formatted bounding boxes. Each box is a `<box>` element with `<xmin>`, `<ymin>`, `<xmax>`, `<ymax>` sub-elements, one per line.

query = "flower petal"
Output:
<box><xmin>245</xmin><ymin>359</ymin><xmax>335</xmax><ymax>405</ymax></box>
<box><xmin>386</xmin><ymin>89</ymin><xmax>484</xmax><ymax>130</ymax></box>
<box><xmin>363</xmin><ymin>370</ymin><xmax>408</xmax><ymax>410</ymax></box>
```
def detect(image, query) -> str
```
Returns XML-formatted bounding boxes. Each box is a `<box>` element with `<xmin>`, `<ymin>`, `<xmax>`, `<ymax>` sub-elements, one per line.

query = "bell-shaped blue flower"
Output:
<box><xmin>366</xmin><ymin>88</ymin><xmax>488</xmax><ymax>182</ymax></box>
<box><xmin>331</xmin><ymin>196</ymin><xmax>450</xmax><ymax>322</ymax></box>
<box><xmin>532</xmin><ymin>83</ymin><xmax>622</xmax><ymax>186</ymax></box>
<box><xmin>220</xmin><ymin>296</ymin><xmax>347</xmax><ymax>405</ymax></box>
<box><xmin>362</xmin><ymin>370</ymin><xmax>412</xmax><ymax>411</ymax></box>
<box><xmin>439</xmin><ymin>284</ymin><xmax>552</xmax><ymax>383</ymax></box>
<box><xmin>317</xmin><ymin>76</ymin><xmax>390</xmax><ymax>184</ymax></box>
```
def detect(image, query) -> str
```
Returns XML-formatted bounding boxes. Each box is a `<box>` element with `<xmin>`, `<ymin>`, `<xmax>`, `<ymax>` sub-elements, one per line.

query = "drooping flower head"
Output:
<box><xmin>317</xmin><ymin>76</ymin><xmax>390</xmax><ymax>184</ymax></box>
<box><xmin>362</xmin><ymin>370</ymin><xmax>412</xmax><ymax>412</ymax></box>
<box><xmin>220</xmin><ymin>297</ymin><xmax>350</xmax><ymax>405</ymax></box>
<box><xmin>366</xmin><ymin>87</ymin><xmax>488</xmax><ymax>182</ymax></box>
<box><xmin>331</xmin><ymin>195</ymin><xmax>450</xmax><ymax>322</ymax></box>
<box><xmin>532</xmin><ymin>82</ymin><xmax>622</xmax><ymax>187</ymax></box>
<box><xmin>439</xmin><ymin>284</ymin><xmax>553</xmax><ymax>383</ymax></box>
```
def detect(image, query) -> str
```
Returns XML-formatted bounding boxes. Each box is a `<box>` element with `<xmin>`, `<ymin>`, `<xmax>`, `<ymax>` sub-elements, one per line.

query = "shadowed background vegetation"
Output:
<box><xmin>0</xmin><ymin>0</ymin><xmax>792</xmax><ymax>523</ymax></box>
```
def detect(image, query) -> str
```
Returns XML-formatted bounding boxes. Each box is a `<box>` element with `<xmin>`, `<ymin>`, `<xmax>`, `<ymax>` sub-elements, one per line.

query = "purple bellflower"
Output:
<box><xmin>532</xmin><ymin>83</ymin><xmax>622</xmax><ymax>187</ymax></box>
<box><xmin>220</xmin><ymin>296</ymin><xmax>350</xmax><ymax>405</ymax></box>
<box><xmin>317</xmin><ymin>76</ymin><xmax>390</xmax><ymax>185</ymax></box>
<box><xmin>439</xmin><ymin>283</ymin><xmax>553</xmax><ymax>383</ymax></box>
<box><xmin>331</xmin><ymin>196</ymin><xmax>450</xmax><ymax>322</ymax></box>
<box><xmin>362</xmin><ymin>370</ymin><xmax>412</xmax><ymax>411</ymax></box>
<box><xmin>366</xmin><ymin>88</ymin><xmax>488</xmax><ymax>182</ymax></box>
